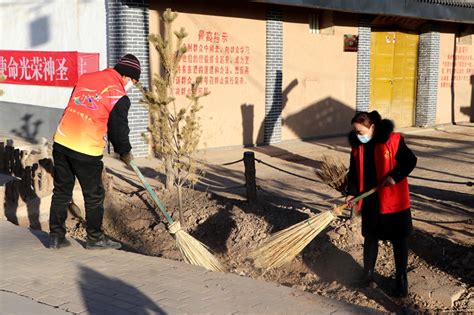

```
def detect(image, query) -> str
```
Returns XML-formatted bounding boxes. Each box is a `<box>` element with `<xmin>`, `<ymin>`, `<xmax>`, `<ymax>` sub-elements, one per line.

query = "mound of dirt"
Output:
<box><xmin>66</xmin><ymin>184</ymin><xmax>472</xmax><ymax>313</ymax></box>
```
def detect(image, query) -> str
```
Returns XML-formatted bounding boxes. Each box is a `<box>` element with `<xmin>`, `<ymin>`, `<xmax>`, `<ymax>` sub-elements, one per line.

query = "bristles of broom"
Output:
<box><xmin>315</xmin><ymin>155</ymin><xmax>348</xmax><ymax>194</ymax></box>
<box><xmin>168</xmin><ymin>222</ymin><xmax>225</xmax><ymax>272</ymax></box>
<box><xmin>250</xmin><ymin>156</ymin><xmax>348</xmax><ymax>271</ymax></box>
<box><xmin>249</xmin><ymin>189</ymin><xmax>376</xmax><ymax>271</ymax></box>
<box><xmin>130</xmin><ymin>161</ymin><xmax>224</xmax><ymax>272</ymax></box>
<box><xmin>249</xmin><ymin>211</ymin><xmax>336</xmax><ymax>270</ymax></box>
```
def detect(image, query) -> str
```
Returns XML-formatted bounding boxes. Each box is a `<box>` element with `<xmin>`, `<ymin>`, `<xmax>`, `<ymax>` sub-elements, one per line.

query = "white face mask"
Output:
<box><xmin>124</xmin><ymin>79</ymin><xmax>134</xmax><ymax>92</ymax></box>
<box><xmin>357</xmin><ymin>133</ymin><xmax>372</xmax><ymax>143</ymax></box>
<box><xmin>354</xmin><ymin>124</ymin><xmax>374</xmax><ymax>144</ymax></box>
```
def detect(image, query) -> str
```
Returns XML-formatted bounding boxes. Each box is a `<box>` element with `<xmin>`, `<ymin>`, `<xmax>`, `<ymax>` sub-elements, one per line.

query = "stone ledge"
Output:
<box><xmin>409</xmin><ymin>269</ymin><xmax>466</xmax><ymax>307</ymax></box>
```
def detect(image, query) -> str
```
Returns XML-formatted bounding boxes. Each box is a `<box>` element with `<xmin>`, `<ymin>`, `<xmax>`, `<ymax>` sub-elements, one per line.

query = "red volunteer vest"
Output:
<box><xmin>352</xmin><ymin>133</ymin><xmax>411</xmax><ymax>214</ymax></box>
<box><xmin>54</xmin><ymin>68</ymin><xmax>126</xmax><ymax>156</ymax></box>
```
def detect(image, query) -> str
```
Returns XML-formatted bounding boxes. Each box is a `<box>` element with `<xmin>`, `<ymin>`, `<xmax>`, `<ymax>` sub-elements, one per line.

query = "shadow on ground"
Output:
<box><xmin>79</xmin><ymin>265</ymin><xmax>166</xmax><ymax>314</ymax></box>
<box><xmin>409</xmin><ymin>229</ymin><xmax>473</xmax><ymax>286</ymax></box>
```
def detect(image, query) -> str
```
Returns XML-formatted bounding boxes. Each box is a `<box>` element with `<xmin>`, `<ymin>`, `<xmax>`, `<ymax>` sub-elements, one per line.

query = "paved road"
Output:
<box><xmin>0</xmin><ymin>291</ymin><xmax>70</xmax><ymax>315</ymax></box>
<box><xmin>0</xmin><ymin>221</ymin><xmax>378</xmax><ymax>314</ymax></box>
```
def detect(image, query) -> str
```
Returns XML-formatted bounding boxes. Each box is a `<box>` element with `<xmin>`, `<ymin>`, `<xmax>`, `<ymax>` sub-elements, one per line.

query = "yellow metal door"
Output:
<box><xmin>370</xmin><ymin>32</ymin><xmax>395</xmax><ymax>121</ymax></box>
<box><xmin>370</xmin><ymin>31</ymin><xmax>419</xmax><ymax>127</ymax></box>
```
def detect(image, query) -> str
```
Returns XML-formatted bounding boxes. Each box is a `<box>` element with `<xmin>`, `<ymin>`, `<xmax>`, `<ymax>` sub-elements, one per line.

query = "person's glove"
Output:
<box><xmin>120</xmin><ymin>152</ymin><xmax>133</xmax><ymax>166</ymax></box>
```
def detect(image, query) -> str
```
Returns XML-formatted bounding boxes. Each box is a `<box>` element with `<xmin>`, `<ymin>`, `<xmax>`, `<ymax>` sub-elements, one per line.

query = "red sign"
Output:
<box><xmin>0</xmin><ymin>50</ymin><xmax>99</xmax><ymax>87</ymax></box>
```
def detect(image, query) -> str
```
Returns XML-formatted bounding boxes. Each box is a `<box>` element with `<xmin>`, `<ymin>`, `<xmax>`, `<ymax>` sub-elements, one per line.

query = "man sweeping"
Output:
<box><xmin>48</xmin><ymin>54</ymin><xmax>141</xmax><ymax>250</ymax></box>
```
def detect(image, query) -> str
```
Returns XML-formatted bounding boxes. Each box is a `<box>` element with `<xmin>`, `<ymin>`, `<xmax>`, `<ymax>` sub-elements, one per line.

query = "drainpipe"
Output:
<box><xmin>450</xmin><ymin>26</ymin><xmax>460</xmax><ymax>125</ymax></box>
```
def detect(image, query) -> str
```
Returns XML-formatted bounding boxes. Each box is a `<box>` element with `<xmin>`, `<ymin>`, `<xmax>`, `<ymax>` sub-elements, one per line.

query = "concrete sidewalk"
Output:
<box><xmin>0</xmin><ymin>220</ymin><xmax>378</xmax><ymax>315</ymax></box>
<box><xmin>0</xmin><ymin>291</ymin><xmax>70</xmax><ymax>315</ymax></box>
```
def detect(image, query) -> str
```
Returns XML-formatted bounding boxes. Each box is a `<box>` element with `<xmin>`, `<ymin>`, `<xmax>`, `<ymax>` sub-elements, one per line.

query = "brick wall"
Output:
<box><xmin>415</xmin><ymin>24</ymin><xmax>440</xmax><ymax>127</ymax></box>
<box><xmin>264</xmin><ymin>9</ymin><xmax>283</xmax><ymax>144</ymax></box>
<box><xmin>355</xmin><ymin>18</ymin><xmax>371</xmax><ymax>113</ymax></box>
<box><xmin>106</xmin><ymin>0</ymin><xmax>150</xmax><ymax>157</ymax></box>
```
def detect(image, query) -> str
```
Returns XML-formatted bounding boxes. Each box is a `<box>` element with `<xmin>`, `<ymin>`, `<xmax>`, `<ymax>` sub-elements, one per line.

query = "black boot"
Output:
<box><xmin>49</xmin><ymin>235</ymin><xmax>72</xmax><ymax>249</ymax></box>
<box><xmin>359</xmin><ymin>269</ymin><xmax>376</xmax><ymax>288</ymax></box>
<box><xmin>395</xmin><ymin>273</ymin><xmax>408</xmax><ymax>298</ymax></box>
<box><xmin>361</xmin><ymin>237</ymin><xmax>378</xmax><ymax>288</ymax></box>
<box><xmin>86</xmin><ymin>235</ymin><xmax>121</xmax><ymax>250</ymax></box>
<box><xmin>392</xmin><ymin>237</ymin><xmax>409</xmax><ymax>298</ymax></box>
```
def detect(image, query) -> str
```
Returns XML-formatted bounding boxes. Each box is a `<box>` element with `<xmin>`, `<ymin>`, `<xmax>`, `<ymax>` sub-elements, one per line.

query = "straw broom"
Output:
<box><xmin>314</xmin><ymin>155</ymin><xmax>348</xmax><ymax>194</ymax></box>
<box><xmin>249</xmin><ymin>187</ymin><xmax>377</xmax><ymax>270</ymax></box>
<box><xmin>130</xmin><ymin>161</ymin><xmax>224</xmax><ymax>272</ymax></box>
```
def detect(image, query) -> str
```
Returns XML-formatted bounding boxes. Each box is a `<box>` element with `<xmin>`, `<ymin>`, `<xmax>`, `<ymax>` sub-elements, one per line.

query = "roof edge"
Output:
<box><xmin>251</xmin><ymin>0</ymin><xmax>474</xmax><ymax>24</ymax></box>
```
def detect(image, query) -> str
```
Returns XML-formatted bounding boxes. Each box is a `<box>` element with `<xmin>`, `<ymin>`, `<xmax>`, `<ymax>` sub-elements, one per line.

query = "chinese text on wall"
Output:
<box><xmin>440</xmin><ymin>45</ymin><xmax>474</xmax><ymax>88</ymax></box>
<box><xmin>174</xmin><ymin>30</ymin><xmax>250</xmax><ymax>95</ymax></box>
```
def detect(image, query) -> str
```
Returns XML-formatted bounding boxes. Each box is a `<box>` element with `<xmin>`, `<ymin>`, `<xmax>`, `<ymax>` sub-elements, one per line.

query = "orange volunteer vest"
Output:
<box><xmin>54</xmin><ymin>68</ymin><xmax>126</xmax><ymax>156</ymax></box>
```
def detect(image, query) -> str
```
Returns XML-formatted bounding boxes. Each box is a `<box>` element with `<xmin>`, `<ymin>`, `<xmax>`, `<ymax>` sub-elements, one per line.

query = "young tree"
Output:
<box><xmin>140</xmin><ymin>9</ymin><xmax>209</xmax><ymax>226</ymax></box>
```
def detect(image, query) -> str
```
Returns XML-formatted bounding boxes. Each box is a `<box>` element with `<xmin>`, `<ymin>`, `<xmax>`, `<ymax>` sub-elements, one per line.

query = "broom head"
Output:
<box><xmin>315</xmin><ymin>155</ymin><xmax>348</xmax><ymax>193</ymax></box>
<box><xmin>168</xmin><ymin>222</ymin><xmax>225</xmax><ymax>272</ymax></box>
<box><xmin>249</xmin><ymin>211</ymin><xmax>336</xmax><ymax>270</ymax></box>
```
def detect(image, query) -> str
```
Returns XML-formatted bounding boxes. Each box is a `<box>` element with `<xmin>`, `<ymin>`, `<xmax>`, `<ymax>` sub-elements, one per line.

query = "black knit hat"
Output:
<box><xmin>114</xmin><ymin>54</ymin><xmax>141</xmax><ymax>81</ymax></box>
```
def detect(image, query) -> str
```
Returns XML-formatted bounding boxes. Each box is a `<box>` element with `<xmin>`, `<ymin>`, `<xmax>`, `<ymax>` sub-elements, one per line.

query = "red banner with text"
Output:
<box><xmin>0</xmin><ymin>50</ymin><xmax>99</xmax><ymax>87</ymax></box>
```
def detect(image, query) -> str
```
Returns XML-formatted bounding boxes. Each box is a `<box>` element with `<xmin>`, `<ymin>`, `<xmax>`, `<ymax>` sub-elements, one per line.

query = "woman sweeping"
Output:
<box><xmin>346</xmin><ymin>111</ymin><xmax>417</xmax><ymax>298</ymax></box>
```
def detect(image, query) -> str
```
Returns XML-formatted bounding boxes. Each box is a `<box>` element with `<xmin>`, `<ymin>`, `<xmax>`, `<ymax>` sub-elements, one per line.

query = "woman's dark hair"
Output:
<box><xmin>351</xmin><ymin>110</ymin><xmax>382</xmax><ymax>128</ymax></box>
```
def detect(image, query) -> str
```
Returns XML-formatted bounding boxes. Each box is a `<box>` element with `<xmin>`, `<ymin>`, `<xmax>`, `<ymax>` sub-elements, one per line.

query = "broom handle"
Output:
<box><xmin>333</xmin><ymin>186</ymin><xmax>378</xmax><ymax>214</ymax></box>
<box><xmin>130</xmin><ymin>161</ymin><xmax>174</xmax><ymax>224</ymax></box>
<box><xmin>352</xmin><ymin>186</ymin><xmax>378</xmax><ymax>203</ymax></box>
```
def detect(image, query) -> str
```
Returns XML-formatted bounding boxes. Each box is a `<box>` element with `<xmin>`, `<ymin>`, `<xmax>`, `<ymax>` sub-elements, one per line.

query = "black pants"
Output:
<box><xmin>364</xmin><ymin>236</ymin><xmax>408</xmax><ymax>281</ymax></box>
<box><xmin>49</xmin><ymin>149</ymin><xmax>105</xmax><ymax>241</ymax></box>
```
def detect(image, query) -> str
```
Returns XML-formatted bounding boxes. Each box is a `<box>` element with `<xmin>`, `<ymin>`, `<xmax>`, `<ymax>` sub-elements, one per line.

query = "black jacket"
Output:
<box><xmin>107</xmin><ymin>95</ymin><xmax>132</xmax><ymax>155</ymax></box>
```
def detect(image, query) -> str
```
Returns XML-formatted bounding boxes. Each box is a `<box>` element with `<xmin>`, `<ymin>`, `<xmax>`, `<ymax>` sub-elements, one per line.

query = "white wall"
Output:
<box><xmin>0</xmin><ymin>0</ymin><xmax>107</xmax><ymax>109</ymax></box>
